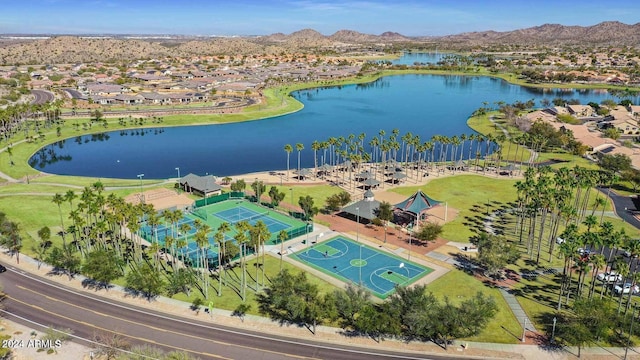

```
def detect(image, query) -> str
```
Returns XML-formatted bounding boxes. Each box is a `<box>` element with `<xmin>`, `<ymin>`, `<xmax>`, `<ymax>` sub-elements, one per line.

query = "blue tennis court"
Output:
<box><xmin>291</xmin><ymin>236</ymin><xmax>432</xmax><ymax>299</ymax></box>
<box><xmin>213</xmin><ymin>207</ymin><xmax>290</xmax><ymax>233</ymax></box>
<box><xmin>141</xmin><ymin>217</ymin><xmax>197</xmax><ymax>243</ymax></box>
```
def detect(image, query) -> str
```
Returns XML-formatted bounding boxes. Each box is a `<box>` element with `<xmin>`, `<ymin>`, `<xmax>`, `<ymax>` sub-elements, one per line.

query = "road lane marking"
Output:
<box><xmin>9</xmin><ymin>270</ymin><xmax>433</xmax><ymax>360</ymax></box>
<box><xmin>7</xmin><ymin>295</ymin><xmax>231</xmax><ymax>360</ymax></box>
<box><xmin>12</xmin><ymin>287</ymin><xmax>316</xmax><ymax>360</ymax></box>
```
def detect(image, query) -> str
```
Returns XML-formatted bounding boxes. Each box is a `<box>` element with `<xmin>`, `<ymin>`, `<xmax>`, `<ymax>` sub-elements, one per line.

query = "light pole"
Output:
<box><xmin>175</xmin><ymin>167</ymin><xmax>180</xmax><ymax>179</ymax></box>
<box><xmin>551</xmin><ymin>317</ymin><xmax>557</xmax><ymax>344</ymax></box>
<box><xmin>356</xmin><ymin>207</ymin><xmax>360</xmax><ymax>243</ymax></box>
<box><xmin>137</xmin><ymin>174</ymin><xmax>144</xmax><ymax>204</ymax></box>
<box><xmin>359</xmin><ymin>243</ymin><xmax>363</xmax><ymax>285</ymax></box>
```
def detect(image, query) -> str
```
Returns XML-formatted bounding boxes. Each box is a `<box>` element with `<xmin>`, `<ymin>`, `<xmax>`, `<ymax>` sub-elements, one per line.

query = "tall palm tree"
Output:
<box><xmin>311</xmin><ymin>140</ymin><xmax>320</xmax><ymax>179</ymax></box>
<box><xmin>194</xmin><ymin>223</ymin><xmax>211</xmax><ymax>299</ymax></box>
<box><xmin>216</xmin><ymin>221</ymin><xmax>231</xmax><ymax>295</ymax></box>
<box><xmin>234</xmin><ymin>221</ymin><xmax>250</xmax><ymax>301</ymax></box>
<box><xmin>284</xmin><ymin>144</ymin><xmax>293</xmax><ymax>180</ymax></box>
<box><xmin>52</xmin><ymin>193</ymin><xmax>67</xmax><ymax>247</ymax></box>
<box><xmin>295</xmin><ymin>143</ymin><xmax>304</xmax><ymax>181</ymax></box>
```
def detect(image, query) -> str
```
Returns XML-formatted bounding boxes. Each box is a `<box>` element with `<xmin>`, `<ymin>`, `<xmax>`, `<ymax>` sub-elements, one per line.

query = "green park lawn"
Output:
<box><xmin>30</xmin><ymin>174</ymin><xmax>167</xmax><ymax>188</ymax></box>
<box><xmin>391</xmin><ymin>174</ymin><xmax>519</xmax><ymax>243</ymax></box>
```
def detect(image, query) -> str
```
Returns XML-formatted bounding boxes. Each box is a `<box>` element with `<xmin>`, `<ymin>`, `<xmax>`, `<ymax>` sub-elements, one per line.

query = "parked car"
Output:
<box><xmin>614</xmin><ymin>283</ymin><xmax>639</xmax><ymax>295</ymax></box>
<box><xmin>556</xmin><ymin>237</ymin><xmax>565</xmax><ymax>245</ymax></box>
<box><xmin>597</xmin><ymin>271</ymin><xmax>622</xmax><ymax>283</ymax></box>
<box><xmin>0</xmin><ymin>264</ymin><xmax>5</xmax><ymax>273</ymax></box>
<box><xmin>577</xmin><ymin>248</ymin><xmax>593</xmax><ymax>256</ymax></box>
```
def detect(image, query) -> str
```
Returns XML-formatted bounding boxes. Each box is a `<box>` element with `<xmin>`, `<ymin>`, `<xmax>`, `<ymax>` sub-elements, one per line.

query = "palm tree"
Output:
<box><xmin>311</xmin><ymin>140</ymin><xmax>321</xmax><ymax>179</ymax></box>
<box><xmin>234</xmin><ymin>221</ymin><xmax>250</xmax><ymax>301</ymax></box>
<box><xmin>250</xmin><ymin>220</ymin><xmax>271</xmax><ymax>289</ymax></box>
<box><xmin>65</xmin><ymin>190</ymin><xmax>77</xmax><ymax>212</ymax></box>
<box><xmin>52</xmin><ymin>193</ymin><xmax>67</xmax><ymax>247</ymax></box>
<box><xmin>284</xmin><ymin>144</ymin><xmax>293</xmax><ymax>180</ymax></box>
<box><xmin>194</xmin><ymin>223</ymin><xmax>211</xmax><ymax>299</ymax></box>
<box><xmin>216</xmin><ymin>221</ymin><xmax>231</xmax><ymax>295</ymax></box>
<box><xmin>296</xmin><ymin>143</ymin><xmax>304</xmax><ymax>181</ymax></box>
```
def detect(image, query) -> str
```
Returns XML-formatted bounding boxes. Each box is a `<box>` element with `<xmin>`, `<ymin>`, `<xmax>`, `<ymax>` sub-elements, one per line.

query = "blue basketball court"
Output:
<box><xmin>291</xmin><ymin>236</ymin><xmax>432</xmax><ymax>298</ymax></box>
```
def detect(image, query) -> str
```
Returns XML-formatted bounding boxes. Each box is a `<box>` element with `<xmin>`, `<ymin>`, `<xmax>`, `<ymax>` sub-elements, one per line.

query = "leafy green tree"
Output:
<box><xmin>230</xmin><ymin>179</ymin><xmax>246</xmax><ymax>192</ymax></box>
<box><xmin>603</xmin><ymin>127</ymin><xmax>621</xmax><ymax>140</ymax></box>
<box><xmin>165</xmin><ymin>268</ymin><xmax>196</xmax><ymax>297</ymax></box>
<box><xmin>599</xmin><ymin>153</ymin><xmax>632</xmax><ymax>173</ymax></box>
<box><xmin>475</xmin><ymin>232</ymin><xmax>520</xmax><ymax>278</ymax></box>
<box><xmin>557</xmin><ymin>298</ymin><xmax>616</xmax><ymax>357</ymax></box>
<box><xmin>257</xmin><ymin>269</ymin><xmax>331</xmax><ymax>334</ymax></box>
<box><xmin>268</xmin><ymin>186</ymin><xmax>285</xmax><ymax>208</ymax></box>
<box><xmin>413</xmin><ymin>222</ymin><xmax>443</xmax><ymax>244</ymax></box>
<box><xmin>333</xmin><ymin>284</ymin><xmax>370</xmax><ymax>329</ymax></box>
<box><xmin>298</xmin><ymin>195</ymin><xmax>318</xmax><ymax>221</ymax></box>
<box><xmin>354</xmin><ymin>302</ymin><xmax>400</xmax><ymax>342</ymax></box>
<box><xmin>82</xmin><ymin>249</ymin><xmax>124</xmax><ymax>289</ymax></box>
<box><xmin>377</xmin><ymin>201</ymin><xmax>394</xmax><ymax>224</ymax></box>
<box><xmin>32</xmin><ymin>226</ymin><xmax>52</xmax><ymax>269</ymax></box>
<box><xmin>325</xmin><ymin>191</ymin><xmax>352</xmax><ymax>212</ymax></box>
<box><xmin>125</xmin><ymin>261</ymin><xmax>165</xmax><ymax>301</ymax></box>
<box><xmin>46</xmin><ymin>245</ymin><xmax>81</xmax><ymax>280</ymax></box>
<box><xmin>250</xmin><ymin>180</ymin><xmax>266</xmax><ymax>204</ymax></box>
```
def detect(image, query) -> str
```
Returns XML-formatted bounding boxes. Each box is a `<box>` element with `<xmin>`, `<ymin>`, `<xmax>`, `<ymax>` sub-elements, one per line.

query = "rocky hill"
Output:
<box><xmin>433</xmin><ymin>21</ymin><xmax>640</xmax><ymax>46</ymax></box>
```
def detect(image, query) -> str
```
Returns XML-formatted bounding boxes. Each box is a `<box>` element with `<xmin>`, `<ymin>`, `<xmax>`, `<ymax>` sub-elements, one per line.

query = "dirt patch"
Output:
<box><xmin>124</xmin><ymin>188</ymin><xmax>193</xmax><ymax>211</ymax></box>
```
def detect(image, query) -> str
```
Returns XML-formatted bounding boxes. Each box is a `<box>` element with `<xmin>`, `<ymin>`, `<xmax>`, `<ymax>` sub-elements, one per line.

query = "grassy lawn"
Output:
<box><xmin>272</xmin><ymin>184</ymin><xmax>344</xmax><ymax>211</ymax></box>
<box><xmin>426</xmin><ymin>270</ymin><xmax>522</xmax><ymax>343</ymax></box>
<box><xmin>30</xmin><ymin>174</ymin><xmax>167</xmax><ymax>188</ymax></box>
<box><xmin>391</xmin><ymin>174</ymin><xmax>519</xmax><ymax>243</ymax></box>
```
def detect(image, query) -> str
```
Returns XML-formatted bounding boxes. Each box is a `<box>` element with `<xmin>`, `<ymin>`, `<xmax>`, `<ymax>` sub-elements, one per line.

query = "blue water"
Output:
<box><xmin>31</xmin><ymin>74</ymin><xmax>621</xmax><ymax>179</ymax></box>
<box><xmin>389</xmin><ymin>52</ymin><xmax>447</xmax><ymax>65</ymax></box>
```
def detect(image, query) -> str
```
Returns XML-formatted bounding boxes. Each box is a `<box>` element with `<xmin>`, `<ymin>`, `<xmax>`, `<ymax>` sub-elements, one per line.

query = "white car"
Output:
<box><xmin>577</xmin><ymin>248</ymin><xmax>594</xmax><ymax>256</ymax></box>
<box><xmin>614</xmin><ymin>283</ymin><xmax>639</xmax><ymax>295</ymax></box>
<box><xmin>597</xmin><ymin>271</ymin><xmax>622</xmax><ymax>283</ymax></box>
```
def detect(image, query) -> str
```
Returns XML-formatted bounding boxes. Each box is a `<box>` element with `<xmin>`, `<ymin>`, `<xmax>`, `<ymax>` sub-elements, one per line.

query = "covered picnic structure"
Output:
<box><xmin>393</xmin><ymin>190</ymin><xmax>442</xmax><ymax>227</ymax></box>
<box><xmin>340</xmin><ymin>189</ymin><xmax>380</xmax><ymax>224</ymax></box>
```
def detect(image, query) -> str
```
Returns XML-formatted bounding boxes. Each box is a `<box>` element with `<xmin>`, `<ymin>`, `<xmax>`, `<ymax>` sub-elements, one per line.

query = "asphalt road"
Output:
<box><xmin>30</xmin><ymin>89</ymin><xmax>54</xmax><ymax>104</ymax></box>
<box><xmin>597</xmin><ymin>187</ymin><xmax>640</xmax><ymax>230</ymax></box>
<box><xmin>0</xmin><ymin>264</ymin><xmax>455</xmax><ymax>360</ymax></box>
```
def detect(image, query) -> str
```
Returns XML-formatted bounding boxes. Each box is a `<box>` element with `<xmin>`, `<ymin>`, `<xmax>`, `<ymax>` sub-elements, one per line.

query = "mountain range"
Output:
<box><xmin>1</xmin><ymin>21</ymin><xmax>639</xmax><ymax>65</ymax></box>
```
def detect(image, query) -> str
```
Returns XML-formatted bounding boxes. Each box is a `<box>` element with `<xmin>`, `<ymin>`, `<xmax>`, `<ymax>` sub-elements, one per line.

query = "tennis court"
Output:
<box><xmin>198</xmin><ymin>199</ymin><xmax>309</xmax><ymax>244</ymax></box>
<box><xmin>213</xmin><ymin>207</ymin><xmax>290</xmax><ymax>234</ymax></box>
<box><xmin>291</xmin><ymin>236</ymin><xmax>432</xmax><ymax>299</ymax></box>
<box><xmin>140</xmin><ymin>198</ymin><xmax>309</xmax><ymax>268</ymax></box>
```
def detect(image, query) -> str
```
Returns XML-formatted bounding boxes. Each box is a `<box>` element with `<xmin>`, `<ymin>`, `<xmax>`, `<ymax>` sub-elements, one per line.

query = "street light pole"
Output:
<box><xmin>289</xmin><ymin>188</ymin><xmax>293</xmax><ymax>214</ymax></box>
<box><xmin>137</xmin><ymin>174</ymin><xmax>144</xmax><ymax>204</ymax></box>
<box><xmin>356</xmin><ymin>207</ymin><xmax>360</xmax><ymax>243</ymax></box>
<box><xmin>175</xmin><ymin>167</ymin><xmax>180</xmax><ymax>179</ymax></box>
<box><xmin>551</xmin><ymin>317</ymin><xmax>557</xmax><ymax>343</ymax></box>
<box><xmin>359</xmin><ymin>243</ymin><xmax>362</xmax><ymax>285</ymax></box>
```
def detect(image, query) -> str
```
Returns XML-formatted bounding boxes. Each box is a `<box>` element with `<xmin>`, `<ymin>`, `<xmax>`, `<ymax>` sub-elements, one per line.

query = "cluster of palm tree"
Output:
<box><xmin>514</xmin><ymin>166</ymin><xmax>617</xmax><ymax>265</ymax></box>
<box><xmin>0</xmin><ymin>100</ymin><xmax>65</xmax><ymax>143</ymax></box>
<box><xmin>284</xmin><ymin>129</ymin><xmax>521</xmax><ymax>192</ymax></box>
<box><xmin>513</xmin><ymin>165</ymin><xmax>637</xmax><ymax>313</ymax></box>
<box><xmin>46</xmin><ymin>184</ymin><xmax>274</xmax><ymax>301</ymax></box>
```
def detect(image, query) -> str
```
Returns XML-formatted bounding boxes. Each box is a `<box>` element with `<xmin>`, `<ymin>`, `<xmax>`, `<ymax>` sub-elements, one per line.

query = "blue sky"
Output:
<box><xmin>2</xmin><ymin>0</ymin><xmax>639</xmax><ymax>36</ymax></box>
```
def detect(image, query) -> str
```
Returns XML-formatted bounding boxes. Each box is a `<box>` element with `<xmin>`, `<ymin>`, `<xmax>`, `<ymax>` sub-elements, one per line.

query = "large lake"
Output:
<box><xmin>31</xmin><ymin>73</ymin><xmax>622</xmax><ymax>179</ymax></box>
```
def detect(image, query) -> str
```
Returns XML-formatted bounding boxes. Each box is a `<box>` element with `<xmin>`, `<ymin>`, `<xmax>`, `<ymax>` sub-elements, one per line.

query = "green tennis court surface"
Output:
<box><xmin>291</xmin><ymin>236</ymin><xmax>433</xmax><ymax>299</ymax></box>
<box><xmin>141</xmin><ymin>198</ymin><xmax>309</xmax><ymax>268</ymax></box>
